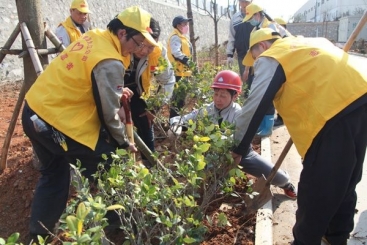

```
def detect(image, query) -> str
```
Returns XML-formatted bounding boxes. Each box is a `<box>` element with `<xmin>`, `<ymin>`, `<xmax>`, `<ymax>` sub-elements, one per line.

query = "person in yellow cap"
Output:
<box><xmin>232</xmin><ymin>28</ymin><xmax>367</xmax><ymax>245</ymax></box>
<box><xmin>242</xmin><ymin>3</ymin><xmax>291</xmax><ymax>82</ymax></box>
<box><xmin>122</xmin><ymin>17</ymin><xmax>175</xmax><ymax>168</ymax></box>
<box><xmin>242</xmin><ymin>3</ymin><xmax>292</xmax><ymax>136</ymax></box>
<box><xmin>226</xmin><ymin>0</ymin><xmax>253</xmax><ymax>81</ymax></box>
<box><xmin>274</xmin><ymin>17</ymin><xmax>287</xmax><ymax>29</ymax></box>
<box><xmin>56</xmin><ymin>0</ymin><xmax>92</xmax><ymax>47</ymax></box>
<box><xmin>22</xmin><ymin>6</ymin><xmax>158</xmax><ymax>243</ymax></box>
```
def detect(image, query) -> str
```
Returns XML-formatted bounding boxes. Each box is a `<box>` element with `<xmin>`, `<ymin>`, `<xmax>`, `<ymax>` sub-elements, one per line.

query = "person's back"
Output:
<box><xmin>23</xmin><ymin>6</ymin><xmax>158</xmax><ymax>243</ymax></box>
<box><xmin>56</xmin><ymin>0</ymin><xmax>91</xmax><ymax>47</ymax></box>
<box><xmin>234</xmin><ymin>27</ymin><xmax>367</xmax><ymax>245</ymax></box>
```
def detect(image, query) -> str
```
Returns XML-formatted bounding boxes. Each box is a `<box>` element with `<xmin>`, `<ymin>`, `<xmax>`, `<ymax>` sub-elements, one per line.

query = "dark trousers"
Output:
<box><xmin>169</xmin><ymin>76</ymin><xmax>185</xmax><ymax>118</ymax></box>
<box><xmin>22</xmin><ymin>102</ymin><xmax>117</xmax><ymax>235</ymax></box>
<box><xmin>237</xmin><ymin>55</ymin><xmax>246</xmax><ymax>82</ymax></box>
<box><xmin>293</xmin><ymin>104</ymin><xmax>367</xmax><ymax>245</ymax></box>
<box><xmin>129</xmin><ymin>87</ymin><xmax>155</xmax><ymax>159</ymax></box>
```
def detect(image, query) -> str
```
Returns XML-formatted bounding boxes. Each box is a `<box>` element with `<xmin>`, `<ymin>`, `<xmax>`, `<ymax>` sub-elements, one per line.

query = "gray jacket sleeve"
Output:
<box><xmin>155</xmin><ymin>46</ymin><xmax>175</xmax><ymax>102</ymax></box>
<box><xmin>92</xmin><ymin>59</ymin><xmax>130</xmax><ymax>147</ymax></box>
<box><xmin>170</xmin><ymin>35</ymin><xmax>188</xmax><ymax>61</ymax></box>
<box><xmin>226</xmin><ymin>17</ymin><xmax>236</xmax><ymax>56</ymax></box>
<box><xmin>233</xmin><ymin>57</ymin><xmax>282</xmax><ymax>155</ymax></box>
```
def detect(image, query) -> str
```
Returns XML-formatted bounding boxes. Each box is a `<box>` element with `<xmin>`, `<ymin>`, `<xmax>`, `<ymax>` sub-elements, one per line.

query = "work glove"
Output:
<box><xmin>227</xmin><ymin>57</ymin><xmax>234</xmax><ymax>67</ymax></box>
<box><xmin>169</xmin><ymin>123</ymin><xmax>182</xmax><ymax>137</ymax></box>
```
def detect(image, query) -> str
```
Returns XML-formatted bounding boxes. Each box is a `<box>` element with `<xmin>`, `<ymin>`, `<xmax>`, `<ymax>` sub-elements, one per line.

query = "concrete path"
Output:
<box><xmin>265</xmin><ymin>126</ymin><xmax>367</xmax><ymax>245</ymax></box>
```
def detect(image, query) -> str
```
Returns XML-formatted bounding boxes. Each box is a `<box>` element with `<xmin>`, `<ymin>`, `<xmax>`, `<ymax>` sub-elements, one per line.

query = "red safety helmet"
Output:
<box><xmin>211</xmin><ymin>70</ymin><xmax>242</xmax><ymax>93</ymax></box>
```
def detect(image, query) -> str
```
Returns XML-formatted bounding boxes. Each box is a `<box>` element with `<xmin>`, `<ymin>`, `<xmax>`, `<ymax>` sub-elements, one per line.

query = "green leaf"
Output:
<box><xmin>77</xmin><ymin>234</ymin><xmax>91</xmax><ymax>243</ymax></box>
<box><xmin>106</xmin><ymin>204</ymin><xmax>125</xmax><ymax>211</ymax></box>
<box><xmin>183</xmin><ymin>236</ymin><xmax>197</xmax><ymax>243</ymax></box>
<box><xmin>116</xmin><ymin>148</ymin><xmax>128</xmax><ymax>155</ymax></box>
<box><xmin>204</xmin><ymin>124</ymin><xmax>215</xmax><ymax>133</ymax></box>
<box><xmin>76</xmin><ymin>202</ymin><xmax>89</xmax><ymax>220</ymax></box>
<box><xmin>198</xmin><ymin>143</ymin><xmax>210</xmax><ymax>152</ymax></box>
<box><xmin>217</xmin><ymin>213</ymin><xmax>230</xmax><ymax>227</ymax></box>
<box><xmin>6</xmin><ymin>233</ymin><xmax>19</xmax><ymax>243</ymax></box>
<box><xmin>66</xmin><ymin>215</ymin><xmax>78</xmax><ymax>232</ymax></box>
<box><xmin>196</xmin><ymin>159</ymin><xmax>206</xmax><ymax>171</ymax></box>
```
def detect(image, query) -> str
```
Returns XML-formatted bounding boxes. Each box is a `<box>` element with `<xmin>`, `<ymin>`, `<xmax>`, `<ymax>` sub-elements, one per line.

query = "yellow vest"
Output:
<box><xmin>59</xmin><ymin>16</ymin><xmax>83</xmax><ymax>44</ymax></box>
<box><xmin>140</xmin><ymin>42</ymin><xmax>163</xmax><ymax>98</ymax></box>
<box><xmin>262</xmin><ymin>37</ymin><xmax>367</xmax><ymax>157</ymax></box>
<box><xmin>26</xmin><ymin>29</ymin><xmax>127</xmax><ymax>150</ymax></box>
<box><xmin>167</xmin><ymin>29</ymin><xmax>192</xmax><ymax>77</ymax></box>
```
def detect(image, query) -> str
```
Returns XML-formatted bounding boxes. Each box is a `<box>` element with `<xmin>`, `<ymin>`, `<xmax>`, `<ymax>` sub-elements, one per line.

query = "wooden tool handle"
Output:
<box><xmin>121</xmin><ymin>95</ymin><xmax>135</xmax><ymax>162</ymax></box>
<box><xmin>265</xmin><ymin>138</ymin><xmax>293</xmax><ymax>186</ymax></box>
<box><xmin>343</xmin><ymin>10</ymin><xmax>367</xmax><ymax>52</ymax></box>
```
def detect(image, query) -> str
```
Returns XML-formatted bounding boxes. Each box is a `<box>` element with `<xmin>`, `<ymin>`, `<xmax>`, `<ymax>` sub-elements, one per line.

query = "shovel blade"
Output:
<box><xmin>244</xmin><ymin>176</ymin><xmax>273</xmax><ymax>214</ymax></box>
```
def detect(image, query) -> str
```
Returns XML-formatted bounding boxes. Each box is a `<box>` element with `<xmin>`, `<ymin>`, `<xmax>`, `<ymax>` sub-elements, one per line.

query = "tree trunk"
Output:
<box><xmin>213</xmin><ymin>1</ymin><xmax>219</xmax><ymax>66</ymax></box>
<box><xmin>186</xmin><ymin>0</ymin><xmax>197</xmax><ymax>62</ymax></box>
<box><xmin>16</xmin><ymin>0</ymin><xmax>48</xmax><ymax>92</ymax></box>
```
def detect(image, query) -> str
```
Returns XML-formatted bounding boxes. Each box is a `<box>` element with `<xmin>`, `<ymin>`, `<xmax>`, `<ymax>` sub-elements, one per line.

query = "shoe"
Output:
<box><xmin>282</xmin><ymin>183</ymin><xmax>297</xmax><ymax>199</ymax></box>
<box><xmin>274</xmin><ymin>116</ymin><xmax>284</xmax><ymax>127</ymax></box>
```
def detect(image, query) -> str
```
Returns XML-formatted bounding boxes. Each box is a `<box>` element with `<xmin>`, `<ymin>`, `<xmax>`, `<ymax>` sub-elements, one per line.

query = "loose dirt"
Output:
<box><xmin>0</xmin><ymin>81</ymin><xmax>257</xmax><ymax>244</ymax></box>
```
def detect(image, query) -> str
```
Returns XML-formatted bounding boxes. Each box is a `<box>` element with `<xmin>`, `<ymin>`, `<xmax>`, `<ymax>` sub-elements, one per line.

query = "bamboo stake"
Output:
<box><xmin>19</xmin><ymin>22</ymin><xmax>44</xmax><ymax>76</ymax></box>
<box><xmin>0</xmin><ymin>23</ymin><xmax>20</xmax><ymax>64</ymax></box>
<box><xmin>0</xmin><ymin>48</ymin><xmax>59</xmax><ymax>56</ymax></box>
<box><xmin>18</xmin><ymin>48</ymin><xmax>59</xmax><ymax>58</ymax></box>
<box><xmin>44</xmin><ymin>26</ymin><xmax>65</xmax><ymax>52</ymax></box>
<box><xmin>0</xmin><ymin>22</ymin><xmax>45</xmax><ymax>172</ymax></box>
<box><xmin>0</xmin><ymin>83</ymin><xmax>26</xmax><ymax>171</ymax></box>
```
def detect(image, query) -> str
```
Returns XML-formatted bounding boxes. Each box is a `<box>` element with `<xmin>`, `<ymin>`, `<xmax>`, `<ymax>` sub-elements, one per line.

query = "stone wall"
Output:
<box><xmin>287</xmin><ymin>21</ymin><xmax>339</xmax><ymax>41</ymax></box>
<box><xmin>0</xmin><ymin>0</ymin><xmax>229</xmax><ymax>81</ymax></box>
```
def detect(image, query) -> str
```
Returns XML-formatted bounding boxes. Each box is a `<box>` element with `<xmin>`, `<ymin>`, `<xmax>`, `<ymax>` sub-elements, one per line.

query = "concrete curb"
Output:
<box><xmin>254</xmin><ymin>137</ymin><xmax>273</xmax><ymax>245</ymax></box>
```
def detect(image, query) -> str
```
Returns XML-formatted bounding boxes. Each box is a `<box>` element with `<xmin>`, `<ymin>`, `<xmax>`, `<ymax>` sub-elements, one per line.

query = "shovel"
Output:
<box><xmin>244</xmin><ymin>9</ymin><xmax>367</xmax><ymax>215</ymax></box>
<box><xmin>244</xmin><ymin>138</ymin><xmax>293</xmax><ymax>214</ymax></box>
<box><xmin>121</xmin><ymin>95</ymin><xmax>135</xmax><ymax>162</ymax></box>
<box><xmin>120</xmin><ymin>97</ymin><xmax>175</xmax><ymax>179</ymax></box>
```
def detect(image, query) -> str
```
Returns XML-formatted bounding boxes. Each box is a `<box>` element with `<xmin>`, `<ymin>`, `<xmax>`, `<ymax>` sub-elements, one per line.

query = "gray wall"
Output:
<box><xmin>338</xmin><ymin>16</ymin><xmax>367</xmax><ymax>42</ymax></box>
<box><xmin>0</xmin><ymin>0</ymin><xmax>229</xmax><ymax>81</ymax></box>
<box><xmin>287</xmin><ymin>21</ymin><xmax>339</xmax><ymax>41</ymax></box>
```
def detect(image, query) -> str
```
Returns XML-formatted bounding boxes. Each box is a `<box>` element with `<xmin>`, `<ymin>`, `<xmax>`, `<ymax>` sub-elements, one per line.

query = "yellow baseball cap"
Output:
<box><xmin>243</xmin><ymin>3</ymin><xmax>263</xmax><ymax>22</ymax></box>
<box><xmin>274</xmin><ymin>17</ymin><xmax>287</xmax><ymax>25</ymax></box>
<box><xmin>70</xmin><ymin>0</ymin><xmax>90</xmax><ymax>13</ymax></box>
<box><xmin>243</xmin><ymin>28</ymin><xmax>282</xmax><ymax>66</ymax></box>
<box><xmin>117</xmin><ymin>6</ymin><xmax>158</xmax><ymax>47</ymax></box>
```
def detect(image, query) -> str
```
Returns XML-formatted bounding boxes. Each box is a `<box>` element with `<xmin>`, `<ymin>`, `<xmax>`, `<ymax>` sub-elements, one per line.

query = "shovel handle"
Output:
<box><xmin>265</xmin><ymin>138</ymin><xmax>293</xmax><ymax>187</ymax></box>
<box><xmin>121</xmin><ymin>95</ymin><xmax>135</xmax><ymax>161</ymax></box>
<box><xmin>343</xmin><ymin>10</ymin><xmax>367</xmax><ymax>52</ymax></box>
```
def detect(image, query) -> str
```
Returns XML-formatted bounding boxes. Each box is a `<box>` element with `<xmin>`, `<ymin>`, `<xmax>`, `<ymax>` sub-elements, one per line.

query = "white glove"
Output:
<box><xmin>170</xmin><ymin>123</ymin><xmax>182</xmax><ymax>136</ymax></box>
<box><xmin>227</xmin><ymin>57</ymin><xmax>234</xmax><ymax>67</ymax></box>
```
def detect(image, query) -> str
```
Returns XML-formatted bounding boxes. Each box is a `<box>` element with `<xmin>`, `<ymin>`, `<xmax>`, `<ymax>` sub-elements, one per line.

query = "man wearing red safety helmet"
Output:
<box><xmin>170</xmin><ymin>70</ymin><xmax>297</xmax><ymax>199</ymax></box>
